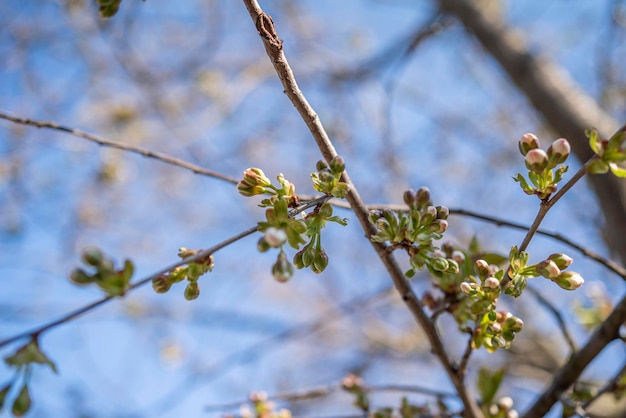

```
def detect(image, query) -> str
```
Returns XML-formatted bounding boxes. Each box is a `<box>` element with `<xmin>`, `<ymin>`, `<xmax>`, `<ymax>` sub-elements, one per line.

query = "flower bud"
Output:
<box><xmin>272</xmin><ymin>251</ymin><xmax>294</xmax><ymax>282</ymax></box>
<box><xmin>415</xmin><ymin>187</ymin><xmax>431</xmax><ymax>209</ymax></box>
<box><xmin>82</xmin><ymin>247</ymin><xmax>104</xmax><ymax>267</ymax></box>
<box><xmin>429</xmin><ymin>219</ymin><xmax>448</xmax><ymax>234</ymax></box>
<box><xmin>312</xmin><ymin>248</ymin><xmax>329</xmax><ymax>273</ymax></box>
<box><xmin>547</xmin><ymin>253</ymin><xmax>573</xmax><ymax>269</ymax></box>
<box><xmin>421</xmin><ymin>206</ymin><xmax>437</xmax><ymax>226</ymax></box>
<box><xmin>552</xmin><ymin>271</ymin><xmax>584</xmax><ymax>290</ymax></box>
<box><xmin>316</xmin><ymin>160</ymin><xmax>328</xmax><ymax>172</ymax></box>
<box><xmin>329</xmin><ymin>155</ymin><xmax>345</xmax><ymax>173</ymax></box>
<box><xmin>264</xmin><ymin>227</ymin><xmax>287</xmax><ymax>248</ymax></box>
<box><xmin>536</xmin><ymin>259</ymin><xmax>561</xmax><ymax>279</ymax></box>
<box><xmin>403</xmin><ymin>189</ymin><xmax>416</xmax><ymax>208</ymax></box>
<box><xmin>484</xmin><ymin>277</ymin><xmax>500</xmax><ymax>289</ymax></box>
<box><xmin>498</xmin><ymin>396</ymin><xmax>514</xmax><ymax>411</ymax></box>
<box><xmin>525</xmin><ymin>148</ymin><xmax>549</xmax><ymax>173</ymax></box>
<box><xmin>518</xmin><ymin>133</ymin><xmax>540</xmax><ymax>156</ymax></box>
<box><xmin>431</xmin><ymin>257</ymin><xmax>449</xmax><ymax>272</ymax></box>
<box><xmin>70</xmin><ymin>268</ymin><xmax>92</xmax><ymax>285</ymax></box>
<box><xmin>506</xmin><ymin>316</ymin><xmax>524</xmax><ymax>332</ymax></box>
<box><xmin>436</xmin><ymin>205</ymin><xmax>449</xmax><ymax>220</ymax></box>
<box><xmin>460</xmin><ymin>281</ymin><xmax>478</xmax><ymax>295</ymax></box>
<box><xmin>446</xmin><ymin>259</ymin><xmax>460</xmax><ymax>274</ymax></box>
<box><xmin>451</xmin><ymin>250</ymin><xmax>466</xmax><ymax>264</ymax></box>
<box><xmin>257</xmin><ymin>237</ymin><xmax>271</xmax><ymax>252</ymax></box>
<box><xmin>241</xmin><ymin>168</ymin><xmax>272</xmax><ymax>187</ymax></box>
<box><xmin>152</xmin><ymin>276</ymin><xmax>172</xmax><ymax>293</ymax></box>
<box><xmin>475</xmin><ymin>259</ymin><xmax>490</xmax><ymax>280</ymax></box>
<box><xmin>547</xmin><ymin>138</ymin><xmax>571</xmax><ymax>165</ymax></box>
<box><xmin>184</xmin><ymin>282</ymin><xmax>200</xmax><ymax>300</ymax></box>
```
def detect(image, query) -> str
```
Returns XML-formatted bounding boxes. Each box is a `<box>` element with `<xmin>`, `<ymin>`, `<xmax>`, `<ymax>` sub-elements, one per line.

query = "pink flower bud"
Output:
<box><xmin>475</xmin><ymin>259</ymin><xmax>490</xmax><ymax>280</ymax></box>
<box><xmin>525</xmin><ymin>149</ymin><xmax>549</xmax><ymax>172</ymax></box>
<box><xmin>547</xmin><ymin>253</ymin><xmax>573</xmax><ymax>269</ymax></box>
<box><xmin>547</xmin><ymin>138</ymin><xmax>571</xmax><ymax>165</ymax></box>
<box><xmin>552</xmin><ymin>271</ymin><xmax>584</xmax><ymax>290</ymax></box>
<box><xmin>484</xmin><ymin>277</ymin><xmax>500</xmax><ymax>289</ymax></box>
<box><xmin>264</xmin><ymin>227</ymin><xmax>287</xmax><ymax>248</ymax></box>
<box><xmin>536</xmin><ymin>259</ymin><xmax>561</xmax><ymax>278</ymax></box>
<box><xmin>460</xmin><ymin>281</ymin><xmax>473</xmax><ymax>294</ymax></box>
<box><xmin>519</xmin><ymin>133</ymin><xmax>541</xmax><ymax>156</ymax></box>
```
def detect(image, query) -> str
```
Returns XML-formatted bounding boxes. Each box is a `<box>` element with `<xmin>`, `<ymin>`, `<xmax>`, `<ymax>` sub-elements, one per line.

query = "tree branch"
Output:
<box><xmin>240</xmin><ymin>1</ymin><xmax>481</xmax><ymax>417</ymax></box>
<box><xmin>0</xmin><ymin>110</ymin><xmax>240</xmax><ymax>184</ymax></box>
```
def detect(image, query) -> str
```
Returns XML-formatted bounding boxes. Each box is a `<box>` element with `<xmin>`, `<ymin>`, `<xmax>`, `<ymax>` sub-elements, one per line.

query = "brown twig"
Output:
<box><xmin>240</xmin><ymin>2</ymin><xmax>481</xmax><ymax>417</ymax></box>
<box><xmin>0</xmin><ymin>111</ymin><xmax>240</xmax><ymax>184</ymax></box>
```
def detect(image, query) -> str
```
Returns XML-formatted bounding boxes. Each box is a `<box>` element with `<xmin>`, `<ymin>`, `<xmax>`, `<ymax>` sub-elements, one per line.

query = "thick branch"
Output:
<box><xmin>437</xmin><ymin>0</ymin><xmax>626</xmax><ymax>265</ymax></box>
<box><xmin>241</xmin><ymin>1</ymin><xmax>481</xmax><ymax>416</ymax></box>
<box><xmin>522</xmin><ymin>292</ymin><xmax>626</xmax><ymax>417</ymax></box>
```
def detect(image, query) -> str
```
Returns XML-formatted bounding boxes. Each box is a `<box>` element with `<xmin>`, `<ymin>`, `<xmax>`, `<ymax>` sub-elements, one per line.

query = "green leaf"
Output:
<box><xmin>587</xmin><ymin>128</ymin><xmax>602</xmax><ymax>155</ymax></box>
<box><xmin>5</xmin><ymin>340</ymin><xmax>57</xmax><ymax>373</ymax></box>
<box><xmin>609</xmin><ymin>162</ymin><xmax>626</xmax><ymax>178</ymax></box>
<box><xmin>477</xmin><ymin>367</ymin><xmax>505</xmax><ymax>405</ymax></box>
<box><xmin>586</xmin><ymin>159</ymin><xmax>609</xmax><ymax>174</ymax></box>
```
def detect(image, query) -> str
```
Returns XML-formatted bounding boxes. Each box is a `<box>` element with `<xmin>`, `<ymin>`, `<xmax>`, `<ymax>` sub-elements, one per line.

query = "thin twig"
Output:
<box><xmin>0</xmin><ymin>110</ymin><xmax>240</xmax><ymax>184</ymax></box>
<box><xmin>0</xmin><ymin>194</ymin><xmax>332</xmax><ymax>349</ymax></box>
<box><xmin>501</xmin><ymin>158</ymin><xmax>595</xmax><ymax>289</ymax></box>
<box><xmin>0</xmin><ymin>225</ymin><xmax>259</xmax><ymax>349</ymax></box>
<box><xmin>240</xmin><ymin>2</ymin><xmax>481</xmax><ymax>417</ymax></box>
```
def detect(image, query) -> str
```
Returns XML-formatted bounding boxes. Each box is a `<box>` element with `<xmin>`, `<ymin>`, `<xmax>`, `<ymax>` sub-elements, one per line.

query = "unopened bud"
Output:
<box><xmin>329</xmin><ymin>155</ymin><xmax>345</xmax><ymax>173</ymax></box>
<box><xmin>552</xmin><ymin>271</ymin><xmax>584</xmax><ymax>290</ymax></box>
<box><xmin>415</xmin><ymin>187</ymin><xmax>431</xmax><ymax>209</ymax></box>
<box><xmin>436</xmin><ymin>205</ymin><xmax>449</xmax><ymax>220</ymax></box>
<box><xmin>70</xmin><ymin>268</ymin><xmax>92</xmax><ymax>285</ymax></box>
<box><xmin>547</xmin><ymin>138</ymin><xmax>571</xmax><ymax>165</ymax></box>
<box><xmin>272</xmin><ymin>251</ymin><xmax>294</xmax><ymax>282</ymax></box>
<box><xmin>431</xmin><ymin>257</ymin><xmax>449</xmax><ymax>272</ymax></box>
<box><xmin>484</xmin><ymin>277</ymin><xmax>500</xmax><ymax>289</ymax></box>
<box><xmin>184</xmin><ymin>282</ymin><xmax>200</xmax><ymax>300</ymax></box>
<box><xmin>536</xmin><ymin>259</ymin><xmax>561</xmax><ymax>278</ymax></box>
<box><xmin>475</xmin><ymin>259</ymin><xmax>490</xmax><ymax>280</ymax></box>
<box><xmin>519</xmin><ymin>133</ymin><xmax>541</xmax><ymax>156</ymax></box>
<box><xmin>264</xmin><ymin>227</ymin><xmax>287</xmax><ymax>248</ymax></box>
<box><xmin>421</xmin><ymin>206</ymin><xmax>438</xmax><ymax>226</ymax></box>
<box><xmin>429</xmin><ymin>219</ymin><xmax>448</xmax><ymax>234</ymax></box>
<box><xmin>460</xmin><ymin>281</ymin><xmax>473</xmax><ymax>294</ymax></box>
<box><xmin>525</xmin><ymin>149</ymin><xmax>549</xmax><ymax>173</ymax></box>
<box><xmin>82</xmin><ymin>247</ymin><xmax>104</xmax><ymax>267</ymax></box>
<box><xmin>547</xmin><ymin>253</ymin><xmax>573</xmax><ymax>269</ymax></box>
<box><xmin>403</xmin><ymin>189</ymin><xmax>416</xmax><ymax>208</ymax></box>
<box><xmin>451</xmin><ymin>250</ymin><xmax>466</xmax><ymax>264</ymax></box>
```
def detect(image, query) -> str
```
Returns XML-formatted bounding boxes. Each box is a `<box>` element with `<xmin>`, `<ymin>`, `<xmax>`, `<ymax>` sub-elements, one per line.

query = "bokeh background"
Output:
<box><xmin>1</xmin><ymin>1</ymin><xmax>625</xmax><ymax>417</ymax></box>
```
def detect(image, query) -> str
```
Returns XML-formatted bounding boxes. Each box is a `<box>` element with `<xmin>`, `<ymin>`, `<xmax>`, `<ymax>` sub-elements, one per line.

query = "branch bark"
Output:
<box><xmin>438</xmin><ymin>0</ymin><xmax>626</xmax><ymax>265</ymax></box>
<box><xmin>241</xmin><ymin>1</ymin><xmax>482</xmax><ymax>416</ymax></box>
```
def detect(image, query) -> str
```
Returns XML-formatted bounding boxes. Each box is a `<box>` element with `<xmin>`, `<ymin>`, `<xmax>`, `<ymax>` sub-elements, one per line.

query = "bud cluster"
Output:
<box><xmin>239</xmin><ymin>391</ymin><xmax>292</xmax><ymax>418</ymax></box>
<box><xmin>240</xmin><ymin>161</ymin><xmax>348</xmax><ymax>283</ymax></box>
<box><xmin>311</xmin><ymin>156</ymin><xmax>348</xmax><ymax>198</ymax></box>
<box><xmin>371</xmin><ymin>187</ymin><xmax>452</xmax><ymax>280</ymax></box>
<box><xmin>535</xmin><ymin>253</ymin><xmax>583</xmax><ymax>290</ymax></box>
<box><xmin>151</xmin><ymin>247</ymin><xmax>214</xmax><ymax>300</ymax></box>
<box><xmin>70</xmin><ymin>246</ymin><xmax>134</xmax><ymax>297</ymax></box>
<box><xmin>486</xmin><ymin>396</ymin><xmax>519</xmax><ymax>418</ymax></box>
<box><xmin>237</xmin><ymin>168</ymin><xmax>299</xmax><ymax>208</ymax></box>
<box><xmin>514</xmin><ymin>133</ymin><xmax>571</xmax><ymax>199</ymax></box>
